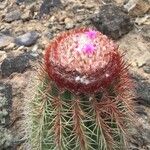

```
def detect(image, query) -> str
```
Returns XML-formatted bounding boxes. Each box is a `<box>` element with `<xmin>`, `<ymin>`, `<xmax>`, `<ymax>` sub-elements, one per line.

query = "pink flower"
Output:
<box><xmin>86</xmin><ymin>30</ymin><xmax>97</xmax><ymax>39</ymax></box>
<box><xmin>83</xmin><ymin>44</ymin><xmax>95</xmax><ymax>54</ymax></box>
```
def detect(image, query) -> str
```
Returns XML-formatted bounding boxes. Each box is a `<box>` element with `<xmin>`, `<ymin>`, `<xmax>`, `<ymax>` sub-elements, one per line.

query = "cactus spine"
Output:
<box><xmin>24</xmin><ymin>28</ymin><xmax>135</xmax><ymax>150</ymax></box>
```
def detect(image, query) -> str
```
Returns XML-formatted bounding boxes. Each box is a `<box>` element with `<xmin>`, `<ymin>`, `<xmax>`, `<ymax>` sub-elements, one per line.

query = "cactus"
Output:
<box><xmin>24</xmin><ymin>28</ymin><xmax>135</xmax><ymax>150</ymax></box>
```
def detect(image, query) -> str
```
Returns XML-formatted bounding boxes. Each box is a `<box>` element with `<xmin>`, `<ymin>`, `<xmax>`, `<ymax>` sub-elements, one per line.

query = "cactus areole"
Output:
<box><xmin>45</xmin><ymin>28</ymin><xmax>122</xmax><ymax>93</ymax></box>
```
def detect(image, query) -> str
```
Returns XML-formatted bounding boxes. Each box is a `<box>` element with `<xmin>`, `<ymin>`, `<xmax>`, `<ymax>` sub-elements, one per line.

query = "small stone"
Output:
<box><xmin>0</xmin><ymin>0</ymin><xmax>8</xmax><ymax>10</ymax></box>
<box><xmin>113</xmin><ymin>0</ymin><xmax>125</xmax><ymax>5</ymax></box>
<box><xmin>16</xmin><ymin>0</ymin><xmax>25</xmax><ymax>4</ymax></box>
<box><xmin>91</xmin><ymin>4</ymin><xmax>133</xmax><ymax>40</ymax></box>
<box><xmin>4</xmin><ymin>10</ymin><xmax>21</xmax><ymax>23</ymax></box>
<box><xmin>64</xmin><ymin>18</ymin><xmax>74</xmax><ymax>29</ymax></box>
<box><xmin>1</xmin><ymin>52</ymin><xmax>35</xmax><ymax>77</ymax></box>
<box><xmin>39</xmin><ymin>0</ymin><xmax>62</xmax><ymax>17</ymax></box>
<box><xmin>141</xmin><ymin>25</ymin><xmax>150</xmax><ymax>41</ymax></box>
<box><xmin>15</xmin><ymin>31</ymin><xmax>39</xmax><ymax>47</ymax></box>
<box><xmin>124</xmin><ymin>0</ymin><xmax>150</xmax><ymax>17</ymax></box>
<box><xmin>0</xmin><ymin>34</ymin><xmax>14</xmax><ymax>50</ymax></box>
<box><xmin>143</xmin><ymin>59</ymin><xmax>150</xmax><ymax>74</ymax></box>
<box><xmin>31</xmin><ymin>44</ymin><xmax>38</xmax><ymax>52</ymax></box>
<box><xmin>21</xmin><ymin>10</ymin><xmax>32</xmax><ymax>21</ymax></box>
<box><xmin>143</xmin><ymin>66</ymin><xmax>150</xmax><ymax>74</ymax></box>
<box><xmin>135</xmin><ymin>15</ymin><xmax>150</xmax><ymax>26</ymax></box>
<box><xmin>50</xmin><ymin>15</ymin><xmax>57</xmax><ymax>22</ymax></box>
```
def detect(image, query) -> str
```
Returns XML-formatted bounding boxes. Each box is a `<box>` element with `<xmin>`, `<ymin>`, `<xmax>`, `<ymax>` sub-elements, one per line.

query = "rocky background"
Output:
<box><xmin>0</xmin><ymin>0</ymin><xmax>150</xmax><ymax>149</ymax></box>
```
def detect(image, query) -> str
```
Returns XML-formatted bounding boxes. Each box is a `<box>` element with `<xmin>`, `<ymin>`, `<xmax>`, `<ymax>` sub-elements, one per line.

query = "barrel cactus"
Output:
<box><xmin>24</xmin><ymin>28</ymin><xmax>135</xmax><ymax>150</ymax></box>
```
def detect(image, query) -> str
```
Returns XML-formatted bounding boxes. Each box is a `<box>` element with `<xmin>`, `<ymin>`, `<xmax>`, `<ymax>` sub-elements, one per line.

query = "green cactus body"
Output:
<box><xmin>24</xmin><ymin>28</ymin><xmax>135</xmax><ymax>150</ymax></box>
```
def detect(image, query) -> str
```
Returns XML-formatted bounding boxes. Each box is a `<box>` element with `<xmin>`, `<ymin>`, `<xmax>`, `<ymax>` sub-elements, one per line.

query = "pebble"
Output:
<box><xmin>0</xmin><ymin>0</ymin><xmax>8</xmax><ymax>10</ymax></box>
<box><xmin>113</xmin><ymin>0</ymin><xmax>125</xmax><ymax>5</ymax></box>
<box><xmin>21</xmin><ymin>10</ymin><xmax>32</xmax><ymax>21</ymax></box>
<box><xmin>124</xmin><ymin>0</ymin><xmax>150</xmax><ymax>17</ymax></box>
<box><xmin>31</xmin><ymin>44</ymin><xmax>38</xmax><ymax>52</ymax></box>
<box><xmin>141</xmin><ymin>26</ymin><xmax>150</xmax><ymax>41</ymax></box>
<box><xmin>4</xmin><ymin>10</ymin><xmax>21</xmax><ymax>23</ymax></box>
<box><xmin>39</xmin><ymin>0</ymin><xmax>62</xmax><ymax>17</ymax></box>
<box><xmin>143</xmin><ymin>59</ymin><xmax>150</xmax><ymax>74</ymax></box>
<box><xmin>91</xmin><ymin>4</ymin><xmax>133</xmax><ymax>40</ymax></box>
<box><xmin>143</xmin><ymin>66</ymin><xmax>150</xmax><ymax>74</ymax></box>
<box><xmin>49</xmin><ymin>15</ymin><xmax>57</xmax><ymax>22</ymax></box>
<box><xmin>0</xmin><ymin>34</ymin><xmax>14</xmax><ymax>50</ymax></box>
<box><xmin>15</xmin><ymin>31</ymin><xmax>39</xmax><ymax>47</ymax></box>
<box><xmin>64</xmin><ymin>18</ymin><xmax>74</xmax><ymax>29</ymax></box>
<box><xmin>135</xmin><ymin>14</ymin><xmax>150</xmax><ymax>26</ymax></box>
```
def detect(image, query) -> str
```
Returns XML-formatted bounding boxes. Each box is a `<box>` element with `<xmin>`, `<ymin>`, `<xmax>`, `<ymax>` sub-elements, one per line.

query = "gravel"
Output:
<box><xmin>15</xmin><ymin>31</ymin><xmax>39</xmax><ymax>47</ymax></box>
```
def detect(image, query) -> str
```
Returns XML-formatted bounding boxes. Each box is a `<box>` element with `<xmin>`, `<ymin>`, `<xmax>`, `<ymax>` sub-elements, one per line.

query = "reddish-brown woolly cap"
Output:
<box><xmin>45</xmin><ymin>28</ymin><xmax>123</xmax><ymax>94</ymax></box>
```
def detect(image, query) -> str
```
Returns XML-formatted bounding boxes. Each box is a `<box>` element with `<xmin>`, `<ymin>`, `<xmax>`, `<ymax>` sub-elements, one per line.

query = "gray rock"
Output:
<box><xmin>143</xmin><ymin>66</ymin><xmax>150</xmax><ymax>74</ymax></box>
<box><xmin>91</xmin><ymin>4</ymin><xmax>133</xmax><ymax>40</ymax></box>
<box><xmin>15</xmin><ymin>31</ymin><xmax>39</xmax><ymax>47</ymax></box>
<box><xmin>39</xmin><ymin>0</ymin><xmax>62</xmax><ymax>17</ymax></box>
<box><xmin>1</xmin><ymin>52</ymin><xmax>36</xmax><ymax>77</ymax></box>
<box><xmin>4</xmin><ymin>10</ymin><xmax>21</xmax><ymax>23</ymax></box>
<box><xmin>143</xmin><ymin>59</ymin><xmax>150</xmax><ymax>74</ymax></box>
